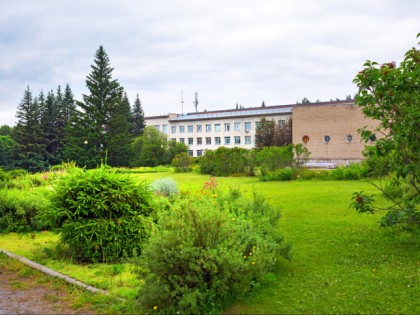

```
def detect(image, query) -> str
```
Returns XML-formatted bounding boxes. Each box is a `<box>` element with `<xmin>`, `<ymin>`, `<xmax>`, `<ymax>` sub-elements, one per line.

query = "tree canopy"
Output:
<box><xmin>351</xmin><ymin>34</ymin><xmax>420</xmax><ymax>228</ymax></box>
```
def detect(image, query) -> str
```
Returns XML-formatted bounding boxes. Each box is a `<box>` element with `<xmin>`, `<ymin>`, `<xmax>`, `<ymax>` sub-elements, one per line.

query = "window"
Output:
<box><xmin>302</xmin><ymin>135</ymin><xmax>309</xmax><ymax>143</ymax></box>
<box><xmin>179</xmin><ymin>138</ymin><xmax>185</xmax><ymax>144</ymax></box>
<box><xmin>346</xmin><ymin>134</ymin><xmax>353</xmax><ymax>143</ymax></box>
<box><xmin>171</xmin><ymin>126</ymin><xmax>176</xmax><ymax>134</ymax></box>
<box><xmin>234</xmin><ymin>136</ymin><xmax>241</xmax><ymax>144</ymax></box>
<box><xmin>255</xmin><ymin>122</ymin><xmax>261</xmax><ymax>129</ymax></box>
<box><xmin>323</xmin><ymin>135</ymin><xmax>331</xmax><ymax>143</ymax></box>
<box><xmin>234</xmin><ymin>122</ymin><xmax>241</xmax><ymax>131</ymax></box>
<box><xmin>197</xmin><ymin>137</ymin><xmax>202</xmax><ymax>145</ymax></box>
<box><xmin>245</xmin><ymin>122</ymin><xmax>251</xmax><ymax>131</ymax></box>
<box><xmin>179</xmin><ymin>126</ymin><xmax>185</xmax><ymax>133</ymax></box>
<box><xmin>188</xmin><ymin>138</ymin><xmax>193</xmax><ymax>145</ymax></box>
<box><xmin>206</xmin><ymin>137</ymin><xmax>211</xmax><ymax>145</ymax></box>
<box><xmin>188</xmin><ymin>150</ymin><xmax>193</xmax><ymax>157</ymax></box>
<box><xmin>245</xmin><ymin>136</ymin><xmax>251</xmax><ymax>144</ymax></box>
<box><xmin>215</xmin><ymin>137</ymin><xmax>221</xmax><ymax>145</ymax></box>
<box><xmin>205</xmin><ymin>124</ymin><xmax>211</xmax><ymax>132</ymax></box>
<box><xmin>224</xmin><ymin>137</ymin><xmax>230</xmax><ymax>145</ymax></box>
<box><xmin>278</xmin><ymin>120</ymin><xmax>285</xmax><ymax>128</ymax></box>
<box><xmin>162</xmin><ymin>124</ymin><xmax>168</xmax><ymax>134</ymax></box>
<box><xmin>154</xmin><ymin>125</ymin><xmax>160</xmax><ymax>131</ymax></box>
<box><xmin>196</xmin><ymin>125</ymin><xmax>202</xmax><ymax>133</ymax></box>
<box><xmin>197</xmin><ymin>150</ymin><xmax>203</xmax><ymax>157</ymax></box>
<box><xmin>188</xmin><ymin>125</ymin><xmax>193</xmax><ymax>133</ymax></box>
<box><xmin>224</xmin><ymin>123</ymin><xmax>230</xmax><ymax>131</ymax></box>
<box><xmin>215</xmin><ymin>124</ymin><xmax>221</xmax><ymax>132</ymax></box>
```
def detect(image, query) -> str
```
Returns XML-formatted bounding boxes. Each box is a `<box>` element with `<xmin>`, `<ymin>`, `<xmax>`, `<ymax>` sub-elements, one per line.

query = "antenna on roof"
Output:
<box><xmin>193</xmin><ymin>92</ymin><xmax>199</xmax><ymax>112</ymax></box>
<box><xmin>181</xmin><ymin>90</ymin><xmax>184</xmax><ymax>115</ymax></box>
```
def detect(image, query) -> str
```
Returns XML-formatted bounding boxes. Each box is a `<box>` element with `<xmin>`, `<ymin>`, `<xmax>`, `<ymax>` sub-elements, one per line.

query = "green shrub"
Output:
<box><xmin>136</xmin><ymin>188</ymin><xmax>290</xmax><ymax>314</ymax></box>
<box><xmin>7</xmin><ymin>169</ymin><xmax>28</xmax><ymax>179</ymax></box>
<box><xmin>255</xmin><ymin>145</ymin><xmax>293</xmax><ymax>172</ymax></box>
<box><xmin>151</xmin><ymin>177</ymin><xmax>179</xmax><ymax>197</ymax></box>
<box><xmin>330</xmin><ymin>163</ymin><xmax>369</xmax><ymax>180</ymax></box>
<box><xmin>260</xmin><ymin>167</ymin><xmax>297</xmax><ymax>181</ymax></box>
<box><xmin>171</xmin><ymin>152</ymin><xmax>194</xmax><ymax>172</ymax></box>
<box><xmin>0</xmin><ymin>188</ymin><xmax>51</xmax><ymax>233</ymax></box>
<box><xmin>39</xmin><ymin>166</ymin><xmax>155</xmax><ymax>263</ymax></box>
<box><xmin>199</xmin><ymin>147</ymin><xmax>252</xmax><ymax>176</ymax></box>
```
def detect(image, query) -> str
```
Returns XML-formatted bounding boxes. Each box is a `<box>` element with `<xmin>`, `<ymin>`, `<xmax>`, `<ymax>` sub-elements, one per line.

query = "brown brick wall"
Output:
<box><xmin>292</xmin><ymin>103</ymin><xmax>381</xmax><ymax>164</ymax></box>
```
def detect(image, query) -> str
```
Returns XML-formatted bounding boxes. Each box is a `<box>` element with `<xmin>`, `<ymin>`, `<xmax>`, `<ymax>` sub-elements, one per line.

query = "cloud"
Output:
<box><xmin>0</xmin><ymin>0</ymin><xmax>419</xmax><ymax>126</ymax></box>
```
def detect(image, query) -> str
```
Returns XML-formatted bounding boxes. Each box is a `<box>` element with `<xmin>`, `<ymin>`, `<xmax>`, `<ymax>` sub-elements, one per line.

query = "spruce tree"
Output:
<box><xmin>131</xmin><ymin>93</ymin><xmax>146</xmax><ymax>137</ymax></box>
<box><xmin>65</xmin><ymin>46</ymin><xmax>131</xmax><ymax>167</ymax></box>
<box><xmin>14</xmin><ymin>87</ymin><xmax>46</xmax><ymax>172</ymax></box>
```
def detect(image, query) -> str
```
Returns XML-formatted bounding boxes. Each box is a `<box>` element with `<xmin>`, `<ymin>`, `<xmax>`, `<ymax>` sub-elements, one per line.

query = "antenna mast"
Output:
<box><xmin>193</xmin><ymin>92</ymin><xmax>199</xmax><ymax>112</ymax></box>
<box><xmin>181</xmin><ymin>90</ymin><xmax>184</xmax><ymax>115</ymax></box>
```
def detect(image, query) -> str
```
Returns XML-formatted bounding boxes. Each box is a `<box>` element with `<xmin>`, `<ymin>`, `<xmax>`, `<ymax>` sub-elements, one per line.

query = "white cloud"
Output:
<box><xmin>0</xmin><ymin>0</ymin><xmax>419</xmax><ymax>125</ymax></box>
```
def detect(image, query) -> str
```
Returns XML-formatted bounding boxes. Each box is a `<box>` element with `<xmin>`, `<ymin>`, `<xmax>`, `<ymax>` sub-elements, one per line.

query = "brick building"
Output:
<box><xmin>145</xmin><ymin>100</ymin><xmax>379</xmax><ymax>165</ymax></box>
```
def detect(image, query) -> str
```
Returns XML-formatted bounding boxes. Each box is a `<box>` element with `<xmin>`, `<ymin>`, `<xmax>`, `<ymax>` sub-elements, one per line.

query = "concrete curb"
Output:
<box><xmin>0</xmin><ymin>248</ymin><xmax>109</xmax><ymax>295</ymax></box>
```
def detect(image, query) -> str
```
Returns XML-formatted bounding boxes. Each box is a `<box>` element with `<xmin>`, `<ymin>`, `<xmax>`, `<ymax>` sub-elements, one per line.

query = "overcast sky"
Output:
<box><xmin>0</xmin><ymin>0</ymin><xmax>419</xmax><ymax>126</ymax></box>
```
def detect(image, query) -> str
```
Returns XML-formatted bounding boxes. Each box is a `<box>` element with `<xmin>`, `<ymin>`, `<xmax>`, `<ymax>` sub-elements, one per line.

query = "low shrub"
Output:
<box><xmin>0</xmin><ymin>188</ymin><xmax>51</xmax><ymax>233</ymax></box>
<box><xmin>39</xmin><ymin>166</ymin><xmax>155</xmax><ymax>263</ymax></box>
<box><xmin>172</xmin><ymin>152</ymin><xmax>194</xmax><ymax>172</ymax></box>
<box><xmin>150</xmin><ymin>177</ymin><xmax>179</xmax><ymax>197</ymax></box>
<box><xmin>260</xmin><ymin>167</ymin><xmax>297</xmax><ymax>181</ymax></box>
<box><xmin>329</xmin><ymin>163</ymin><xmax>369</xmax><ymax>180</ymax></box>
<box><xmin>135</xmin><ymin>187</ymin><xmax>290</xmax><ymax>314</ymax></box>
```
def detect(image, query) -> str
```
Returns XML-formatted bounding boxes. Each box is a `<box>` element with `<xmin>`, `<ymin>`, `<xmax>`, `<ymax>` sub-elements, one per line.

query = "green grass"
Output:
<box><xmin>0</xmin><ymin>172</ymin><xmax>419</xmax><ymax>314</ymax></box>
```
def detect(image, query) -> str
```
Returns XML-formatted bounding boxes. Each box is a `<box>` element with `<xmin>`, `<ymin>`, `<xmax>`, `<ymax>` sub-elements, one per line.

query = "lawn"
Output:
<box><xmin>0</xmin><ymin>172</ymin><xmax>419</xmax><ymax>314</ymax></box>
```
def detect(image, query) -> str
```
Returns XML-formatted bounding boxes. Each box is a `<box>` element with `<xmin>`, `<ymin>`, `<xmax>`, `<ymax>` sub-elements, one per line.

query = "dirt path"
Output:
<box><xmin>0</xmin><ymin>266</ymin><xmax>92</xmax><ymax>314</ymax></box>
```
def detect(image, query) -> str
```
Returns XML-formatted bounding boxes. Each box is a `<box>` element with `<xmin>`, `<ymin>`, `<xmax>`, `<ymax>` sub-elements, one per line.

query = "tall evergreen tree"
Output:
<box><xmin>65</xmin><ymin>46</ymin><xmax>131</xmax><ymax>167</ymax></box>
<box><xmin>14</xmin><ymin>87</ymin><xmax>46</xmax><ymax>172</ymax></box>
<box><xmin>131</xmin><ymin>93</ymin><xmax>146</xmax><ymax>137</ymax></box>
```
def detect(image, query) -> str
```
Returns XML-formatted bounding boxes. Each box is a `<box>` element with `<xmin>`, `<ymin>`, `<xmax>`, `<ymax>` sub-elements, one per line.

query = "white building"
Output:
<box><xmin>145</xmin><ymin>105</ymin><xmax>293</xmax><ymax>157</ymax></box>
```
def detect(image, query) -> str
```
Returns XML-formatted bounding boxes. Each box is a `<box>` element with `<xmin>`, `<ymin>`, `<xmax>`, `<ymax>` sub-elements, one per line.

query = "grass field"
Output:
<box><xmin>1</xmin><ymin>172</ymin><xmax>419</xmax><ymax>314</ymax></box>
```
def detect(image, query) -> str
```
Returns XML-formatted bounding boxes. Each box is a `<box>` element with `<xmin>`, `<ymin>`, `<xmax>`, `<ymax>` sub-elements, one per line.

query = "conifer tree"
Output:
<box><xmin>65</xmin><ymin>46</ymin><xmax>131</xmax><ymax>167</ymax></box>
<box><xmin>14</xmin><ymin>87</ymin><xmax>46</xmax><ymax>172</ymax></box>
<box><xmin>131</xmin><ymin>93</ymin><xmax>146</xmax><ymax>137</ymax></box>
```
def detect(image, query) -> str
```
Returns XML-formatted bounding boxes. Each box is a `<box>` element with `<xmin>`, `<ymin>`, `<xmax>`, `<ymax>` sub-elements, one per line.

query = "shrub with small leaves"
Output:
<box><xmin>135</xmin><ymin>187</ymin><xmax>290</xmax><ymax>314</ymax></box>
<box><xmin>150</xmin><ymin>177</ymin><xmax>179</xmax><ymax>197</ymax></box>
<box><xmin>39</xmin><ymin>166</ymin><xmax>155</xmax><ymax>262</ymax></box>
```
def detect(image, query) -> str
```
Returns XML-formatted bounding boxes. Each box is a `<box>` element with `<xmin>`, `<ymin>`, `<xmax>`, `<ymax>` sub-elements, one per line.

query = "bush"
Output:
<box><xmin>199</xmin><ymin>147</ymin><xmax>252</xmax><ymax>176</ymax></box>
<box><xmin>255</xmin><ymin>145</ymin><xmax>293</xmax><ymax>172</ymax></box>
<box><xmin>0</xmin><ymin>188</ymin><xmax>51</xmax><ymax>233</ymax></box>
<box><xmin>39</xmin><ymin>166</ymin><xmax>155</xmax><ymax>263</ymax></box>
<box><xmin>329</xmin><ymin>163</ymin><xmax>369</xmax><ymax>180</ymax></box>
<box><xmin>151</xmin><ymin>177</ymin><xmax>179</xmax><ymax>197</ymax></box>
<box><xmin>172</xmin><ymin>152</ymin><xmax>194</xmax><ymax>172</ymax></box>
<box><xmin>260</xmin><ymin>167</ymin><xmax>297</xmax><ymax>181</ymax></box>
<box><xmin>136</xmin><ymin>187</ymin><xmax>290</xmax><ymax>314</ymax></box>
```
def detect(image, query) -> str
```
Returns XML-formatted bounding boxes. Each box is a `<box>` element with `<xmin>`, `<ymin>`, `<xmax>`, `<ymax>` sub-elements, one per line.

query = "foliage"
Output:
<box><xmin>13</xmin><ymin>87</ymin><xmax>47</xmax><ymax>172</ymax></box>
<box><xmin>0</xmin><ymin>188</ymin><xmax>51</xmax><ymax>233</ymax></box>
<box><xmin>199</xmin><ymin>147</ymin><xmax>251</xmax><ymax>176</ymax></box>
<box><xmin>293</xmin><ymin>144</ymin><xmax>310</xmax><ymax>167</ymax></box>
<box><xmin>171</xmin><ymin>152</ymin><xmax>194</xmax><ymax>172</ymax></box>
<box><xmin>256</xmin><ymin>145</ymin><xmax>293</xmax><ymax>173</ymax></box>
<box><xmin>64</xmin><ymin>46</ymin><xmax>132</xmax><ymax>168</ymax></box>
<box><xmin>135</xmin><ymin>186</ymin><xmax>290</xmax><ymax>314</ymax></box>
<box><xmin>255</xmin><ymin>117</ymin><xmax>292</xmax><ymax>148</ymax></box>
<box><xmin>260</xmin><ymin>167</ymin><xmax>296</xmax><ymax>181</ymax></box>
<box><xmin>352</xmin><ymin>34</ymin><xmax>420</xmax><ymax>227</ymax></box>
<box><xmin>0</xmin><ymin>135</ymin><xmax>18</xmax><ymax>170</ymax></box>
<box><xmin>131</xmin><ymin>93</ymin><xmax>146</xmax><ymax>137</ymax></box>
<box><xmin>39</xmin><ymin>166</ymin><xmax>155</xmax><ymax>262</ymax></box>
<box><xmin>150</xmin><ymin>177</ymin><xmax>179</xmax><ymax>197</ymax></box>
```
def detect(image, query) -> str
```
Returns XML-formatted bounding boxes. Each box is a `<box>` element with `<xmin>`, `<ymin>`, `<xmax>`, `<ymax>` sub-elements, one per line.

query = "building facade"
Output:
<box><xmin>145</xmin><ymin>100</ymin><xmax>379</xmax><ymax>165</ymax></box>
<box><xmin>146</xmin><ymin>106</ymin><xmax>292</xmax><ymax>157</ymax></box>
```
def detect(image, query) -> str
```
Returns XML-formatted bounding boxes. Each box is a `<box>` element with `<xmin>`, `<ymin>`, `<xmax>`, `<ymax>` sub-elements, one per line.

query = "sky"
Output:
<box><xmin>0</xmin><ymin>0</ymin><xmax>419</xmax><ymax>126</ymax></box>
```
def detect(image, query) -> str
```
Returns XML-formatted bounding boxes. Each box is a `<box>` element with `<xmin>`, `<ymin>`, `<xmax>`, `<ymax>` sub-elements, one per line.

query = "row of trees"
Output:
<box><xmin>5</xmin><ymin>46</ymin><xmax>148</xmax><ymax>171</ymax></box>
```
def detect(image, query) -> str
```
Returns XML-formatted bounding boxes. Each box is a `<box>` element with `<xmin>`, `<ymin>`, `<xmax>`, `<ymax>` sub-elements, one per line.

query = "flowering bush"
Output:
<box><xmin>135</xmin><ymin>186</ymin><xmax>290</xmax><ymax>314</ymax></box>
